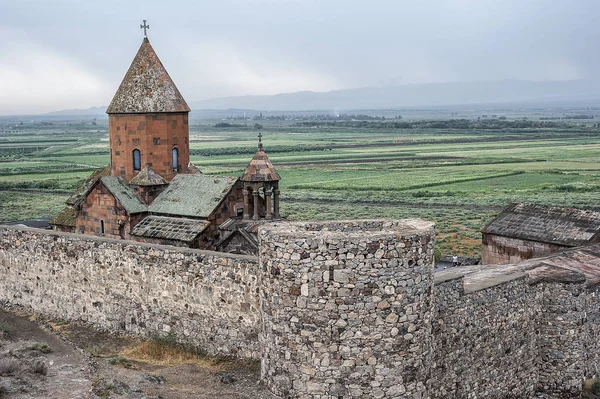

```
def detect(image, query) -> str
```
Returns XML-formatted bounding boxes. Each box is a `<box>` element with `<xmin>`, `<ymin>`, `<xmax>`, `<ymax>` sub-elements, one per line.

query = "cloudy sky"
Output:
<box><xmin>1</xmin><ymin>0</ymin><xmax>599</xmax><ymax>114</ymax></box>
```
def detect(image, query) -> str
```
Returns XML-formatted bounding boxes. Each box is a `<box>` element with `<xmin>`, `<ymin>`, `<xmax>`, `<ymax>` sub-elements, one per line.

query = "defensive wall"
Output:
<box><xmin>1</xmin><ymin>222</ymin><xmax>600</xmax><ymax>398</ymax></box>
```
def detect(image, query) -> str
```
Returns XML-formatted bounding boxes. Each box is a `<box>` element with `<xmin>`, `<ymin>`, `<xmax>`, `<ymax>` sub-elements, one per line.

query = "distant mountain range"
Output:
<box><xmin>44</xmin><ymin>106</ymin><xmax>108</xmax><ymax>116</ymax></box>
<box><xmin>43</xmin><ymin>80</ymin><xmax>600</xmax><ymax>116</ymax></box>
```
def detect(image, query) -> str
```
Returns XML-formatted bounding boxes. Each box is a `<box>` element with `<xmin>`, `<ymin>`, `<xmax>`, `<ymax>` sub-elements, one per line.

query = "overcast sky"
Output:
<box><xmin>1</xmin><ymin>0</ymin><xmax>599</xmax><ymax>114</ymax></box>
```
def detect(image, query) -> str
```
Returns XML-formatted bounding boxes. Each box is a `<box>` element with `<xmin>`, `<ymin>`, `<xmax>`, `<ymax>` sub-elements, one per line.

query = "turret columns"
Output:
<box><xmin>265</xmin><ymin>189</ymin><xmax>273</xmax><ymax>219</ymax></box>
<box><xmin>273</xmin><ymin>189</ymin><xmax>280</xmax><ymax>219</ymax></box>
<box><xmin>253</xmin><ymin>190</ymin><xmax>260</xmax><ymax>220</ymax></box>
<box><xmin>242</xmin><ymin>189</ymin><xmax>250</xmax><ymax>219</ymax></box>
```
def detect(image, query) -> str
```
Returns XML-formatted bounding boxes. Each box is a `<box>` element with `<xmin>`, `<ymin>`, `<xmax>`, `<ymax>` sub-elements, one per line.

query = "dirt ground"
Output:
<box><xmin>0</xmin><ymin>307</ymin><xmax>277</xmax><ymax>399</ymax></box>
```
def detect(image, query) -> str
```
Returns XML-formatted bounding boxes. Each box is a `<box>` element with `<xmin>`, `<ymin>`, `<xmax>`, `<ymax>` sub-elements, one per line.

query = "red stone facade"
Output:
<box><xmin>76</xmin><ymin>183</ymin><xmax>145</xmax><ymax>239</ymax></box>
<box><xmin>198</xmin><ymin>183</ymin><xmax>245</xmax><ymax>249</ymax></box>
<box><xmin>109</xmin><ymin>112</ymin><xmax>189</xmax><ymax>182</ymax></box>
<box><xmin>482</xmin><ymin>233</ymin><xmax>570</xmax><ymax>265</ymax></box>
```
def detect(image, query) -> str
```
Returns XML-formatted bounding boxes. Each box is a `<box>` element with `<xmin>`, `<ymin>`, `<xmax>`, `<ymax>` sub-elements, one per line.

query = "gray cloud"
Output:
<box><xmin>1</xmin><ymin>0</ymin><xmax>600</xmax><ymax>114</ymax></box>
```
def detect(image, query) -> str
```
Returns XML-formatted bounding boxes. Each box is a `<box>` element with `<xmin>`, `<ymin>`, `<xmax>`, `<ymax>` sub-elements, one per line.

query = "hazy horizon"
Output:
<box><xmin>2</xmin><ymin>0</ymin><xmax>600</xmax><ymax>115</ymax></box>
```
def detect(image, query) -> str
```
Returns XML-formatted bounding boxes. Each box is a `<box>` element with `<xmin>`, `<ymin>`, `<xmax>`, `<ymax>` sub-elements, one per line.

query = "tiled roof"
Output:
<box><xmin>106</xmin><ymin>38</ymin><xmax>190</xmax><ymax>114</ymax></box>
<box><xmin>481</xmin><ymin>203</ymin><xmax>600</xmax><ymax>246</ymax></box>
<box><xmin>131</xmin><ymin>215</ymin><xmax>209</xmax><ymax>243</ymax></box>
<box><xmin>100</xmin><ymin>176</ymin><xmax>147</xmax><ymax>214</ymax></box>
<box><xmin>241</xmin><ymin>148</ymin><xmax>280</xmax><ymax>182</ymax></box>
<box><xmin>149</xmin><ymin>174</ymin><xmax>237</xmax><ymax>218</ymax></box>
<box><xmin>129</xmin><ymin>165</ymin><xmax>168</xmax><ymax>186</ymax></box>
<box><xmin>66</xmin><ymin>166</ymin><xmax>110</xmax><ymax>206</ymax></box>
<box><xmin>48</xmin><ymin>207</ymin><xmax>76</xmax><ymax>227</ymax></box>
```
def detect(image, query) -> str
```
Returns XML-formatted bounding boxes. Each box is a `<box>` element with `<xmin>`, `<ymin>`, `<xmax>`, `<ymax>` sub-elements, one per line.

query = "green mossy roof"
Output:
<box><xmin>66</xmin><ymin>166</ymin><xmax>110</xmax><ymax>206</ymax></box>
<box><xmin>48</xmin><ymin>207</ymin><xmax>77</xmax><ymax>227</ymax></box>
<box><xmin>100</xmin><ymin>176</ymin><xmax>147</xmax><ymax>214</ymax></box>
<box><xmin>149</xmin><ymin>174</ymin><xmax>236</xmax><ymax>218</ymax></box>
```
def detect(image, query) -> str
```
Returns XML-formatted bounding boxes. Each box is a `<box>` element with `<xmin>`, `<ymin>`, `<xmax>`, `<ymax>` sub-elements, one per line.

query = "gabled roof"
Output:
<box><xmin>149</xmin><ymin>174</ymin><xmax>237</xmax><ymax>218</ymax></box>
<box><xmin>481</xmin><ymin>203</ymin><xmax>600</xmax><ymax>247</ymax></box>
<box><xmin>99</xmin><ymin>176</ymin><xmax>147</xmax><ymax>214</ymax></box>
<box><xmin>106</xmin><ymin>38</ymin><xmax>190</xmax><ymax>114</ymax></box>
<box><xmin>48</xmin><ymin>207</ymin><xmax>76</xmax><ymax>227</ymax></box>
<box><xmin>241</xmin><ymin>147</ymin><xmax>280</xmax><ymax>182</ymax></box>
<box><xmin>66</xmin><ymin>166</ymin><xmax>110</xmax><ymax>207</ymax></box>
<box><xmin>131</xmin><ymin>215</ymin><xmax>210</xmax><ymax>243</ymax></box>
<box><xmin>129</xmin><ymin>165</ymin><xmax>168</xmax><ymax>186</ymax></box>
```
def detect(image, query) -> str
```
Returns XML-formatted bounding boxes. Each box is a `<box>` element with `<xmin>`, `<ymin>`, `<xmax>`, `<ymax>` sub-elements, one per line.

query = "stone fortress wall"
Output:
<box><xmin>1</xmin><ymin>222</ymin><xmax>599</xmax><ymax>398</ymax></box>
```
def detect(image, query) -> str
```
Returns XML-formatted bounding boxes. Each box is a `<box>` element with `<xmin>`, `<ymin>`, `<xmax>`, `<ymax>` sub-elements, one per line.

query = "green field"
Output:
<box><xmin>1</xmin><ymin>115</ymin><xmax>600</xmax><ymax>258</ymax></box>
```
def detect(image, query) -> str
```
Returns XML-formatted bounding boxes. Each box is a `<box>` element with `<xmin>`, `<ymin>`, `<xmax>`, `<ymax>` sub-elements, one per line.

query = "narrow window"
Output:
<box><xmin>100</xmin><ymin>220</ymin><xmax>105</xmax><ymax>235</ymax></box>
<box><xmin>133</xmin><ymin>149</ymin><xmax>141</xmax><ymax>171</ymax></box>
<box><xmin>172</xmin><ymin>147</ymin><xmax>179</xmax><ymax>170</ymax></box>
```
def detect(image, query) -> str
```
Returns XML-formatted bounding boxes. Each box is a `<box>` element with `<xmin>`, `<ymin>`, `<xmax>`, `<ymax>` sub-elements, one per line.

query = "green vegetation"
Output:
<box><xmin>592</xmin><ymin>378</ymin><xmax>600</xmax><ymax>396</ymax></box>
<box><xmin>2</xmin><ymin>113</ymin><xmax>600</xmax><ymax>257</ymax></box>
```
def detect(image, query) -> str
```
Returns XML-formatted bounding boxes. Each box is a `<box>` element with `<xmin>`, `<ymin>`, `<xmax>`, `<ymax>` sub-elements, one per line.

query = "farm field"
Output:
<box><xmin>1</xmin><ymin>115</ymin><xmax>600</xmax><ymax>258</ymax></box>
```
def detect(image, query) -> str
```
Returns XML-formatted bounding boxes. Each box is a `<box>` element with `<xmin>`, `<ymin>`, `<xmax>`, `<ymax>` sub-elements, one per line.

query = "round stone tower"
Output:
<box><xmin>258</xmin><ymin>219</ymin><xmax>436</xmax><ymax>398</ymax></box>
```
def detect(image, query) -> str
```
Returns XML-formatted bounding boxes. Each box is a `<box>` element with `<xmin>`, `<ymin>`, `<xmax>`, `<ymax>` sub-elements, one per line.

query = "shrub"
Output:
<box><xmin>30</xmin><ymin>360</ymin><xmax>48</xmax><ymax>375</ymax></box>
<box><xmin>592</xmin><ymin>378</ymin><xmax>600</xmax><ymax>396</ymax></box>
<box><xmin>107</xmin><ymin>356</ymin><xmax>132</xmax><ymax>368</ymax></box>
<box><xmin>28</xmin><ymin>343</ymin><xmax>52</xmax><ymax>354</ymax></box>
<box><xmin>0</xmin><ymin>358</ymin><xmax>20</xmax><ymax>376</ymax></box>
<box><xmin>0</xmin><ymin>323</ymin><xmax>14</xmax><ymax>335</ymax></box>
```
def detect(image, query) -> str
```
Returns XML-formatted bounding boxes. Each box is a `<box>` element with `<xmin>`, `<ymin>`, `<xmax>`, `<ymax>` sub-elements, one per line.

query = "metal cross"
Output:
<box><xmin>140</xmin><ymin>20</ymin><xmax>150</xmax><ymax>38</ymax></box>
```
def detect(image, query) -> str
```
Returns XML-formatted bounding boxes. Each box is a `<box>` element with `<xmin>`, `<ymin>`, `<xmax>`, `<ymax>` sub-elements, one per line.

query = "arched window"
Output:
<box><xmin>132</xmin><ymin>149</ymin><xmax>141</xmax><ymax>171</ymax></box>
<box><xmin>172</xmin><ymin>147</ymin><xmax>179</xmax><ymax>170</ymax></box>
<box><xmin>100</xmin><ymin>220</ymin><xmax>105</xmax><ymax>235</ymax></box>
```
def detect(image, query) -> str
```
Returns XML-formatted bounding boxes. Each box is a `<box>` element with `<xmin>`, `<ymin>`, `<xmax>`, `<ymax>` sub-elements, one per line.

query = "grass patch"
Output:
<box><xmin>121</xmin><ymin>334</ymin><xmax>229</xmax><ymax>369</ymax></box>
<box><xmin>106</xmin><ymin>355</ymin><xmax>133</xmax><ymax>369</ymax></box>
<box><xmin>27</xmin><ymin>343</ymin><xmax>52</xmax><ymax>354</ymax></box>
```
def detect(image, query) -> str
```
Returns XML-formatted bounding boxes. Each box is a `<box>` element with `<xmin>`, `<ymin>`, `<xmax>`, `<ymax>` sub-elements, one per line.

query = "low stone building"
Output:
<box><xmin>481</xmin><ymin>202</ymin><xmax>600</xmax><ymax>264</ymax></box>
<box><xmin>50</xmin><ymin>32</ymin><xmax>280</xmax><ymax>253</ymax></box>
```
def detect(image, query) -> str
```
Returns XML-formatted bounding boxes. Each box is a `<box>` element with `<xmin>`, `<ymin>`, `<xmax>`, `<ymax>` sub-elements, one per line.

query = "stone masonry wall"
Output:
<box><xmin>431</xmin><ymin>277</ymin><xmax>541</xmax><ymax>398</ymax></box>
<box><xmin>433</xmin><ymin>271</ymin><xmax>600</xmax><ymax>398</ymax></box>
<box><xmin>258</xmin><ymin>219</ymin><xmax>436</xmax><ymax>399</ymax></box>
<box><xmin>1</xmin><ymin>221</ymin><xmax>600</xmax><ymax>399</ymax></box>
<box><xmin>0</xmin><ymin>226</ymin><xmax>261</xmax><ymax>359</ymax></box>
<box><xmin>482</xmin><ymin>233</ymin><xmax>569</xmax><ymax>265</ymax></box>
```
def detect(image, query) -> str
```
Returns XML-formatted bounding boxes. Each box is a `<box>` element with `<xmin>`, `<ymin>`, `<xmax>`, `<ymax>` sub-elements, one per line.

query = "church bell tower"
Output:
<box><xmin>106</xmin><ymin>21</ymin><xmax>190</xmax><ymax>183</ymax></box>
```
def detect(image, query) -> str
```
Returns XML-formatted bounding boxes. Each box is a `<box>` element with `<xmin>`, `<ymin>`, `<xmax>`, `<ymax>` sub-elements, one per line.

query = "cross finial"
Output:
<box><xmin>140</xmin><ymin>20</ymin><xmax>150</xmax><ymax>38</ymax></box>
<box><xmin>258</xmin><ymin>132</ymin><xmax>263</xmax><ymax>150</ymax></box>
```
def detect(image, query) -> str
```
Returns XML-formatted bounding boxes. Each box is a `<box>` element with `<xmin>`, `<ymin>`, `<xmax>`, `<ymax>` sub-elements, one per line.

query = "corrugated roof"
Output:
<box><xmin>48</xmin><ymin>207</ymin><xmax>76</xmax><ymax>227</ymax></box>
<box><xmin>481</xmin><ymin>203</ymin><xmax>600</xmax><ymax>246</ymax></box>
<box><xmin>241</xmin><ymin>149</ymin><xmax>280</xmax><ymax>182</ymax></box>
<box><xmin>131</xmin><ymin>215</ymin><xmax>209</xmax><ymax>243</ymax></box>
<box><xmin>100</xmin><ymin>176</ymin><xmax>147</xmax><ymax>214</ymax></box>
<box><xmin>149</xmin><ymin>174</ymin><xmax>237</xmax><ymax>218</ymax></box>
<box><xmin>106</xmin><ymin>38</ymin><xmax>190</xmax><ymax>114</ymax></box>
<box><xmin>129</xmin><ymin>165</ymin><xmax>168</xmax><ymax>186</ymax></box>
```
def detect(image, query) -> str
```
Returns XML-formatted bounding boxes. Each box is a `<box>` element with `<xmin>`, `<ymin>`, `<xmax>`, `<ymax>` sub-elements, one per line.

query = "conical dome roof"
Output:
<box><xmin>241</xmin><ymin>137</ymin><xmax>280</xmax><ymax>182</ymax></box>
<box><xmin>129</xmin><ymin>165</ymin><xmax>168</xmax><ymax>186</ymax></box>
<box><xmin>106</xmin><ymin>38</ymin><xmax>190</xmax><ymax>114</ymax></box>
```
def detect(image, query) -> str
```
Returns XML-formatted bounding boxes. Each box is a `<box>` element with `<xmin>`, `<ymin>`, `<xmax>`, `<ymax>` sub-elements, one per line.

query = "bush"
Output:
<box><xmin>592</xmin><ymin>378</ymin><xmax>600</xmax><ymax>396</ymax></box>
<box><xmin>28</xmin><ymin>343</ymin><xmax>52</xmax><ymax>354</ymax></box>
<box><xmin>0</xmin><ymin>323</ymin><xmax>14</xmax><ymax>335</ymax></box>
<box><xmin>29</xmin><ymin>360</ymin><xmax>48</xmax><ymax>375</ymax></box>
<box><xmin>0</xmin><ymin>358</ymin><xmax>20</xmax><ymax>376</ymax></box>
<box><xmin>107</xmin><ymin>356</ymin><xmax>132</xmax><ymax>368</ymax></box>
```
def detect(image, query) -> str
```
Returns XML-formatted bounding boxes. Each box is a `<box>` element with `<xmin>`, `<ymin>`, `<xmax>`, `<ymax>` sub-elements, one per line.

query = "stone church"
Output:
<box><xmin>50</xmin><ymin>35</ymin><xmax>280</xmax><ymax>254</ymax></box>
